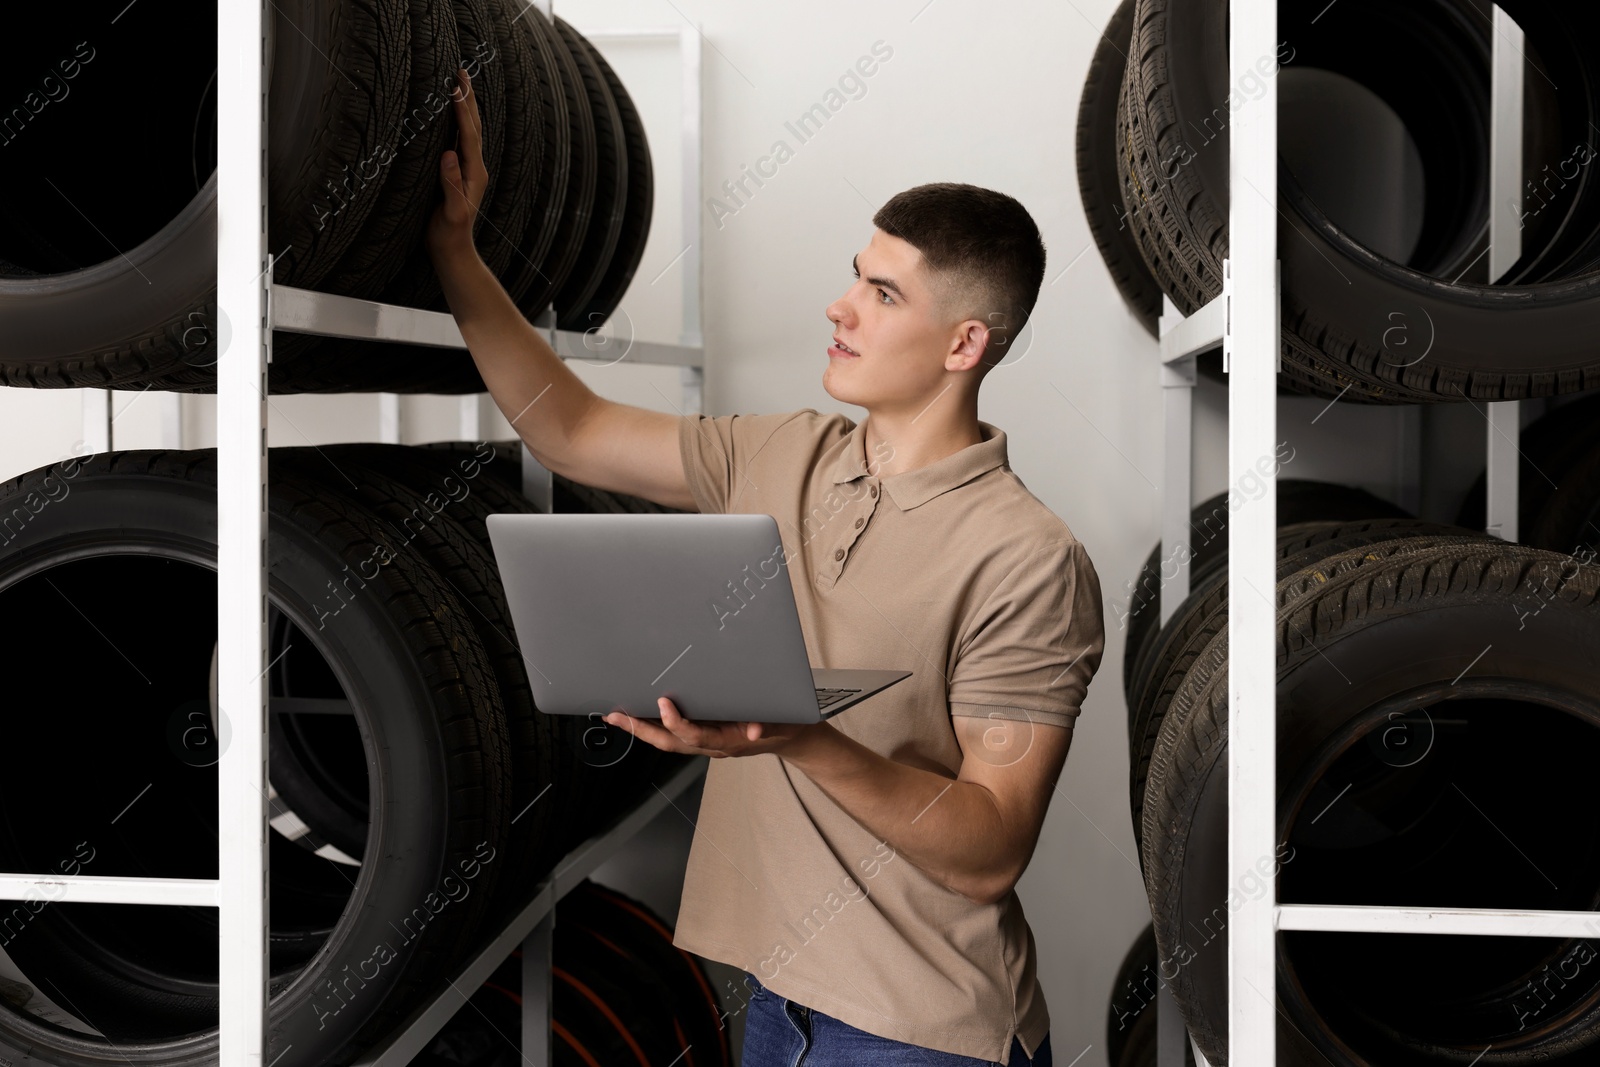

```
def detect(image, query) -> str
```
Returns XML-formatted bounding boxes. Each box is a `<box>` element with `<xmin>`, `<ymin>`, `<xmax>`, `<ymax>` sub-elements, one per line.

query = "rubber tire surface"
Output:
<box><xmin>1106</xmin><ymin>924</ymin><xmax>1197</xmax><ymax>1066</ymax></box>
<box><xmin>0</xmin><ymin>0</ymin><xmax>431</xmax><ymax>392</ymax></box>
<box><xmin>1528</xmin><ymin>438</ymin><xmax>1600</xmax><ymax>559</ymax></box>
<box><xmin>262</xmin><ymin>603</ymin><xmax>373</xmax><ymax>861</ymax></box>
<box><xmin>0</xmin><ymin>176</ymin><xmax>220</xmax><ymax>390</ymax></box>
<box><xmin>267</xmin><ymin>0</ymin><xmax>413</xmax><ymax>291</ymax></box>
<box><xmin>384</xmin><ymin>0</ymin><xmax>507</xmax><ymax>312</ymax></box>
<box><xmin>1141</xmin><ymin>539</ymin><xmax>1600</xmax><ymax>1065</ymax></box>
<box><xmin>519</xmin><ymin>13</ymin><xmax>597</xmax><ymax>319</ymax></box>
<box><xmin>568</xmin><ymin>41</ymin><xmax>654</xmax><ymax>330</ymax></box>
<box><xmin>280</xmin><ymin>7</ymin><xmax>574</xmax><ymax>395</ymax></box>
<box><xmin>1125</xmin><ymin>520</ymin><xmax>1478</xmax><ymax>858</ymax></box>
<box><xmin>417</xmin><ymin>439</ymin><xmax>691</xmax><ymax>520</ymax></box>
<box><xmin>396</xmin><ymin>442</ymin><xmax>683</xmax><ymax>851</ymax></box>
<box><xmin>502</xmin><ymin>8</ymin><xmax>574</xmax><ymax>312</ymax></box>
<box><xmin>313</xmin><ymin>0</ymin><xmax>461</xmax><ymax>303</ymax></box>
<box><xmin>278</xmin><ymin>0</ymin><xmax>554</xmax><ymax>395</ymax></box>
<box><xmin>1107</xmin><ymin>923</ymin><xmax>1158</xmax><ymax>1067</ymax></box>
<box><xmin>559</xmin><ymin>881</ymin><xmax>733</xmax><ymax>1067</ymax></box>
<box><xmin>474</xmin><ymin>0</ymin><xmax>544</xmax><ymax>293</ymax></box>
<box><xmin>550</xmin><ymin>19</ymin><xmax>627</xmax><ymax>324</ymax></box>
<box><xmin>1076</xmin><ymin>0</ymin><xmax>1162</xmax><ymax>337</ymax></box>
<box><xmin>266</xmin><ymin>0</ymin><xmax>462</xmax><ymax>392</ymax></box>
<box><xmin>552</xmin><ymin>886</ymin><xmax>688</xmax><ymax>1067</ymax></box>
<box><xmin>282</xmin><ymin>443</ymin><xmax>567</xmax><ymax>922</ymax></box>
<box><xmin>315</xmin><ymin>443</ymin><xmax>604</xmax><ymax>861</ymax></box>
<box><xmin>0</xmin><ymin>450</ymin><xmax>509</xmax><ymax>1067</ymax></box>
<box><xmin>1120</xmin><ymin>0</ymin><xmax>1600</xmax><ymax>402</ymax></box>
<box><xmin>410</xmin><ymin>881</ymin><xmax>724</xmax><ymax>1067</ymax></box>
<box><xmin>0</xmin><ymin>0</ymin><xmax>219</xmax><ymax>389</ymax></box>
<box><xmin>1121</xmin><ymin>479</ymin><xmax>1411</xmax><ymax>707</ymax></box>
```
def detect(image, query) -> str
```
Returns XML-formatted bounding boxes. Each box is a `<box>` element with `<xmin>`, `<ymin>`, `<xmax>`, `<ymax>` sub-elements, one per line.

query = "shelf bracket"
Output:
<box><xmin>351</xmin><ymin>758</ymin><xmax>708</xmax><ymax>1067</ymax></box>
<box><xmin>522</xmin><ymin>912</ymin><xmax>554</xmax><ymax>1067</ymax></box>
<box><xmin>1484</xmin><ymin>5</ymin><xmax>1525</xmax><ymax>541</ymax></box>
<box><xmin>1159</xmin><ymin>345</ymin><xmax>1196</xmax><ymax>624</ymax></box>
<box><xmin>80</xmin><ymin>389</ymin><xmax>112</xmax><ymax>456</ymax></box>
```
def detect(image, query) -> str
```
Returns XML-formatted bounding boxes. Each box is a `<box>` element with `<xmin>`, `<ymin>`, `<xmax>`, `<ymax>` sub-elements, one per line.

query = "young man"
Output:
<box><xmin>429</xmin><ymin>70</ymin><xmax>1103</xmax><ymax>1067</ymax></box>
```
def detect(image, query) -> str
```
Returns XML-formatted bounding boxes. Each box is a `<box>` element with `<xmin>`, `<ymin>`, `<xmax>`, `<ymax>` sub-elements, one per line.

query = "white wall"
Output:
<box><xmin>566</xmin><ymin>6</ymin><xmax>1166</xmax><ymax>1060</ymax></box>
<box><xmin>0</xmin><ymin>4</ymin><xmax>1519</xmax><ymax>1063</ymax></box>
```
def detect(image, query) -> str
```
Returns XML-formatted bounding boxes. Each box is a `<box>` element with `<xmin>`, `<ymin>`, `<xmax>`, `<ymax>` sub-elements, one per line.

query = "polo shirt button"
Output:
<box><xmin>870</xmin><ymin>485</ymin><xmax>878</xmax><ymax>498</ymax></box>
<box><xmin>854</xmin><ymin>517</ymin><xmax>864</xmax><ymax>529</ymax></box>
<box><xmin>834</xmin><ymin>547</ymin><xmax>845</xmax><ymax>561</ymax></box>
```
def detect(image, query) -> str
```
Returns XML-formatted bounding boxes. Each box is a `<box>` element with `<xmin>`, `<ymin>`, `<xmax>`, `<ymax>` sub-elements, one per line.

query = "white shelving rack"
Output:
<box><xmin>0</xmin><ymin>4</ymin><xmax>710</xmax><ymax>1067</ymax></box>
<box><xmin>1149</xmin><ymin>4</ymin><xmax>1588</xmax><ymax>1065</ymax></box>
<box><xmin>354</xmin><ymin>757</ymin><xmax>708</xmax><ymax>1067</ymax></box>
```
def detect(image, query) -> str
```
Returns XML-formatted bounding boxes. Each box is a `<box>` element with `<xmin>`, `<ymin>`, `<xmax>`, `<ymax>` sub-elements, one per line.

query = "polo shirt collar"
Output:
<box><xmin>829</xmin><ymin>418</ymin><xmax>1009</xmax><ymax>511</ymax></box>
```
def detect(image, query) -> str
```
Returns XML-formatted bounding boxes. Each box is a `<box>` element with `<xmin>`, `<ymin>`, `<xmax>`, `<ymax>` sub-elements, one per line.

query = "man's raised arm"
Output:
<box><xmin>425</xmin><ymin>68</ymin><xmax>696</xmax><ymax>513</ymax></box>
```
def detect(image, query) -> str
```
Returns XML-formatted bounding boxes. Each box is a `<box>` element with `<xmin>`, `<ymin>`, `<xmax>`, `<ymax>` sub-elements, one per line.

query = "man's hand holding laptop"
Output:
<box><xmin>603</xmin><ymin>698</ymin><xmax>822</xmax><ymax>759</ymax></box>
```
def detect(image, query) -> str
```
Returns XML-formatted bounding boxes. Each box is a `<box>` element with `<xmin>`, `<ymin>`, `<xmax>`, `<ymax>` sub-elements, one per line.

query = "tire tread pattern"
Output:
<box><xmin>1140</xmin><ymin>538</ymin><xmax>1600</xmax><ymax>1064</ymax></box>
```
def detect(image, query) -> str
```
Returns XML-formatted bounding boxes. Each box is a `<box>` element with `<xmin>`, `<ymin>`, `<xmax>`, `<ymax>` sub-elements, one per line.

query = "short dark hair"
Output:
<box><xmin>872</xmin><ymin>182</ymin><xmax>1046</xmax><ymax>363</ymax></box>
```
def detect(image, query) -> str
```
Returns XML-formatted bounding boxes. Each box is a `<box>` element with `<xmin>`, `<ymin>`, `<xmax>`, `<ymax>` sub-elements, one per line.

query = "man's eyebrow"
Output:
<box><xmin>852</xmin><ymin>253</ymin><xmax>908</xmax><ymax>303</ymax></box>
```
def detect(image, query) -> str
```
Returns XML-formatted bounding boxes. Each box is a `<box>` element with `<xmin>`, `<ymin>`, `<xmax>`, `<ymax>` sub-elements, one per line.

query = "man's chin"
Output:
<box><xmin>822</xmin><ymin>375</ymin><xmax>863</xmax><ymax>407</ymax></box>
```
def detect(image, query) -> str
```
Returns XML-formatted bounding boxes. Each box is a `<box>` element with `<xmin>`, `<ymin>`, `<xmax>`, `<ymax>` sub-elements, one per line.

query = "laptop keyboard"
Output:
<box><xmin>815</xmin><ymin>687</ymin><xmax>863</xmax><ymax>709</ymax></box>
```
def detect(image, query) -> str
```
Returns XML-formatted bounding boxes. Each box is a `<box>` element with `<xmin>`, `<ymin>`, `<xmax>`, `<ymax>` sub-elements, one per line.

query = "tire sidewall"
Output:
<box><xmin>1171</xmin><ymin>589</ymin><xmax>1600</xmax><ymax>1065</ymax></box>
<box><xmin>0</xmin><ymin>178</ymin><xmax>215</xmax><ymax>366</ymax></box>
<box><xmin>0</xmin><ymin>469</ymin><xmax>483</xmax><ymax>1067</ymax></box>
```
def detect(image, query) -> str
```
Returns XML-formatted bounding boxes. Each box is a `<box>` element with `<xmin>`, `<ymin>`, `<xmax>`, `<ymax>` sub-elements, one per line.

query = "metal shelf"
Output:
<box><xmin>1152</xmin><ymin>4</ymin><xmax>1544</xmax><ymax>1065</ymax></box>
<box><xmin>352</xmin><ymin>756</ymin><xmax>709</xmax><ymax>1067</ymax></box>
<box><xmin>0</xmin><ymin>4</ymin><xmax>708</xmax><ymax>1067</ymax></box>
<box><xmin>272</xmin><ymin>284</ymin><xmax>708</xmax><ymax>369</ymax></box>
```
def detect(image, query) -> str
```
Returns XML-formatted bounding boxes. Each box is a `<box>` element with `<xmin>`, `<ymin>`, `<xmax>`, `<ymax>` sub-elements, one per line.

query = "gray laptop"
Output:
<box><xmin>486</xmin><ymin>512</ymin><xmax>912</xmax><ymax>723</ymax></box>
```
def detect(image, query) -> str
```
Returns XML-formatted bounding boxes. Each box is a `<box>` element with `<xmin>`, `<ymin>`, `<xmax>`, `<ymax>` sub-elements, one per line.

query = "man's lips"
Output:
<box><xmin>829</xmin><ymin>338</ymin><xmax>861</xmax><ymax>359</ymax></box>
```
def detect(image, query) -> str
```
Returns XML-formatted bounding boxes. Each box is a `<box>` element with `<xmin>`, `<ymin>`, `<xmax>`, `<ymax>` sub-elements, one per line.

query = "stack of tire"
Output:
<box><xmin>1077</xmin><ymin>0</ymin><xmax>1600</xmax><ymax>402</ymax></box>
<box><xmin>1104</xmin><ymin>924</ymin><xmax>1195</xmax><ymax>1067</ymax></box>
<box><xmin>0</xmin><ymin>0</ymin><xmax>651</xmax><ymax>394</ymax></box>
<box><xmin>1083</xmin><ymin>0</ymin><xmax>1600</xmax><ymax>1060</ymax></box>
<box><xmin>0</xmin><ymin>442</ymin><xmax>688</xmax><ymax>1067</ymax></box>
<box><xmin>410</xmin><ymin>880</ymin><xmax>733</xmax><ymax>1067</ymax></box>
<box><xmin>1116</xmin><ymin>479</ymin><xmax>1600</xmax><ymax>1066</ymax></box>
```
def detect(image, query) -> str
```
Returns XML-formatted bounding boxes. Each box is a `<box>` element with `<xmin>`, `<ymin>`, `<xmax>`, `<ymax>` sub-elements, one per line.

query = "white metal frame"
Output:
<box><xmin>351</xmin><ymin>757</ymin><xmax>708</xmax><ymax>1067</ymax></box>
<box><xmin>1152</xmin><ymin>5</ymin><xmax>1539</xmax><ymax>1064</ymax></box>
<box><xmin>0</xmin><ymin>5</ymin><xmax>708</xmax><ymax>1066</ymax></box>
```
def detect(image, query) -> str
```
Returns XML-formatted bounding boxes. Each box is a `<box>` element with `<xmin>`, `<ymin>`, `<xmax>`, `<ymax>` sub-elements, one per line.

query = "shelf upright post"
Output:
<box><xmin>1155</xmin><ymin>250</ymin><xmax>1226</xmax><ymax>1067</ymax></box>
<box><xmin>379</xmin><ymin>393</ymin><xmax>403</xmax><ymax>443</ymax></box>
<box><xmin>1156</xmin><ymin>295</ymin><xmax>1205</xmax><ymax>1065</ymax></box>
<box><xmin>1226</xmin><ymin>0</ymin><xmax>1279</xmax><ymax>1059</ymax></box>
<box><xmin>521</xmin><ymin>909</ymin><xmax>555</xmax><ymax>1067</ymax></box>
<box><xmin>1156</xmin><ymin>364</ymin><xmax>1193</xmax><ymax>617</ymax></box>
<box><xmin>160</xmin><ymin>392</ymin><xmax>185</xmax><ymax>449</ymax></box>
<box><xmin>81</xmin><ymin>389</ymin><xmax>113</xmax><ymax>454</ymax></box>
<box><xmin>459</xmin><ymin>394</ymin><xmax>485</xmax><ymax>440</ymax></box>
<box><xmin>1158</xmin><ymin>295</ymin><xmax>1199</xmax><ymax>622</ymax></box>
<box><xmin>520</xmin><ymin>311</ymin><xmax>557</xmax><ymax>513</ymax></box>
<box><xmin>679</xmin><ymin>23</ymin><xmax>704</xmax><ymax>415</ymax></box>
<box><xmin>1484</xmin><ymin>4</ymin><xmax>1524</xmax><ymax>541</ymax></box>
<box><xmin>217</xmin><ymin>0</ymin><xmax>273</xmax><ymax>1062</ymax></box>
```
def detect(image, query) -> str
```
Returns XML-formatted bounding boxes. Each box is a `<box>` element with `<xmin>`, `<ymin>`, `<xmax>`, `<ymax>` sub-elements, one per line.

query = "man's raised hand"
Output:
<box><xmin>426</xmin><ymin>68</ymin><xmax>489</xmax><ymax>268</ymax></box>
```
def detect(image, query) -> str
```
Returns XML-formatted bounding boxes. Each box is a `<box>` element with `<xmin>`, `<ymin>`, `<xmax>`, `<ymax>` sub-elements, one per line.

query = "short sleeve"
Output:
<box><xmin>678</xmin><ymin>409</ymin><xmax>823</xmax><ymax>514</ymax></box>
<box><xmin>948</xmin><ymin>539</ymin><xmax>1105</xmax><ymax>729</ymax></box>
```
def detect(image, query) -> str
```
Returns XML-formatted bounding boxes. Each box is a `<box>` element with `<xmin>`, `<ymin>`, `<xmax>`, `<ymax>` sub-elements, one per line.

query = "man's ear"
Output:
<box><xmin>947</xmin><ymin>318</ymin><xmax>993</xmax><ymax>373</ymax></box>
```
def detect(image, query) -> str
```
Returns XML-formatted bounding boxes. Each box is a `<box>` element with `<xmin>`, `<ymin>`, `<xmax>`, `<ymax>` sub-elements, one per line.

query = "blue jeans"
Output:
<box><xmin>739</xmin><ymin>973</ymin><xmax>1052</xmax><ymax>1067</ymax></box>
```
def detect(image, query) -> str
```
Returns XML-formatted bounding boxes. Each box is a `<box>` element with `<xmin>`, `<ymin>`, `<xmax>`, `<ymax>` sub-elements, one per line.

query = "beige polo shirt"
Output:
<box><xmin>670</xmin><ymin>408</ymin><xmax>1104</xmax><ymax>1062</ymax></box>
